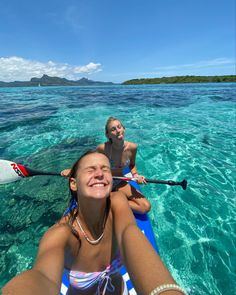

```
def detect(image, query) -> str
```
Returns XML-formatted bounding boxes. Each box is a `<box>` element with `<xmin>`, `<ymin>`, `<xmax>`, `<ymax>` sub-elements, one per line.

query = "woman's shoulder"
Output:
<box><xmin>110</xmin><ymin>191</ymin><xmax>129</xmax><ymax>208</ymax></box>
<box><xmin>125</xmin><ymin>141</ymin><xmax>137</xmax><ymax>151</ymax></box>
<box><xmin>96</xmin><ymin>142</ymin><xmax>105</xmax><ymax>151</ymax></box>
<box><xmin>36</xmin><ymin>223</ymin><xmax>73</xmax><ymax>255</ymax></box>
<box><xmin>97</xmin><ymin>142</ymin><xmax>112</xmax><ymax>152</ymax></box>
<box><xmin>45</xmin><ymin>222</ymin><xmax>81</xmax><ymax>250</ymax></box>
<box><xmin>44</xmin><ymin>223</ymin><xmax>73</xmax><ymax>241</ymax></box>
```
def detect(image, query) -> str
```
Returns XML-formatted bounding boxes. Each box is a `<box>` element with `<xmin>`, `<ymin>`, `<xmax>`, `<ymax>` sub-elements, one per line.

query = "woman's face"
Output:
<box><xmin>107</xmin><ymin>120</ymin><xmax>125</xmax><ymax>142</ymax></box>
<box><xmin>70</xmin><ymin>153</ymin><xmax>112</xmax><ymax>200</ymax></box>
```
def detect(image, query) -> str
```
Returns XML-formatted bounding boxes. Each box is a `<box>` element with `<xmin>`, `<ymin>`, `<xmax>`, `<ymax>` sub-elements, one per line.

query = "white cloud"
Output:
<box><xmin>0</xmin><ymin>56</ymin><xmax>102</xmax><ymax>82</ymax></box>
<box><xmin>74</xmin><ymin>62</ymin><xmax>102</xmax><ymax>73</ymax></box>
<box><xmin>127</xmin><ymin>57</ymin><xmax>236</xmax><ymax>79</ymax></box>
<box><xmin>153</xmin><ymin>58</ymin><xmax>235</xmax><ymax>74</ymax></box>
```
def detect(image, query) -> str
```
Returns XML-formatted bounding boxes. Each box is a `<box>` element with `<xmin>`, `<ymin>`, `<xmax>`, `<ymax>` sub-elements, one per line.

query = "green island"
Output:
<box><xmin>1</xmin><ymin>74</ymin><xmax>235</xmax><ymax>88</ymax></box>
<box><xmin>122</xmin><ymin>75</ymin><xmax>236</xmax><ymax>85</ymax></box>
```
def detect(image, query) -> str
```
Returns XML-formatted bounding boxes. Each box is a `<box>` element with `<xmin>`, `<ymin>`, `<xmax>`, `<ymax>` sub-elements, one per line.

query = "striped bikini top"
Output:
<box><xmin>67</xmin><ymin>254</ymin><xmax>122</xmax><ymax>294</ymax></box>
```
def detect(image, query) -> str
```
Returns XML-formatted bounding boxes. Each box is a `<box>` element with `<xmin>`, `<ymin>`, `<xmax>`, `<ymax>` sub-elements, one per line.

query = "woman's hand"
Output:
<box><xmin>60</xmin><ymin>169</ymin><xmax>71</xmax><ymax>177</ymax></box>
<box><xmin>133</xmin><ymin>174</ymin><xmax>147</xmax><ymax>184</ymax></box>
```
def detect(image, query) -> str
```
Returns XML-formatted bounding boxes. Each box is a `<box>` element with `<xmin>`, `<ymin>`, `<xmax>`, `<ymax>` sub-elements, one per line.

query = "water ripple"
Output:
<box><xmin>0</xmin><ymin>83</ymin><xmax>235</xmax><ymax>293</ymax></box>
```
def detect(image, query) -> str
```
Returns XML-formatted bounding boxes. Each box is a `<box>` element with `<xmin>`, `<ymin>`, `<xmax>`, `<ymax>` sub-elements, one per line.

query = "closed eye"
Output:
<box><xmin>85</xmin><ymin>166</ymin><xmax>110</xmax><ymax>173</ymax></box>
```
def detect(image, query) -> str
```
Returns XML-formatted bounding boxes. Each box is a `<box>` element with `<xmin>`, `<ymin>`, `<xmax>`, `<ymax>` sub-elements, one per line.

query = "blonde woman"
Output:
<box><xmin>96</xmin><ymin>116</ymin><xmax>151</xmax><ymax>214</ymax></box>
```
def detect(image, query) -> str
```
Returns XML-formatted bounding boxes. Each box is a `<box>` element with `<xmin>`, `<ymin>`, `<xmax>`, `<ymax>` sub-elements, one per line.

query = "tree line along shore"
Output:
<box><xmin>122</xmin><ymin>75</ymin><xmax>236</xmax><ymax>85</ymax></box>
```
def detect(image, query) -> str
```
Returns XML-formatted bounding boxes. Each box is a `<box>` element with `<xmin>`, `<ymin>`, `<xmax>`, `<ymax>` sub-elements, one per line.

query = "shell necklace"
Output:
<box><xmin>76</xmin><ymin>210</ymin><xmax>107</xmax><ymax>245</ymax></box>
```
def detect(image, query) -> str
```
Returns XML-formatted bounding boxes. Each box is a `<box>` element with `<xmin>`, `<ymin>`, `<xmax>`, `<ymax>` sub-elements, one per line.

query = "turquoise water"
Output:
<box><xmin>0</xmin><ymin>83</ymin><xmax>235</xmax><ymax>294</ymax></box>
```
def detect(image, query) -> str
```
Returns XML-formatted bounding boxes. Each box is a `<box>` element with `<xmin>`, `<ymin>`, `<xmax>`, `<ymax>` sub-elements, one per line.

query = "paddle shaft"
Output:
<box><xmin>0</xmin><ymin>160</ymin><xmax>187</xmax><ymax>190</ymax></box>
<box><xmin>26</xmin><ymin>167</ymin><xmax>60</xmax><ymax>176</ymax></box>
<box><xmin>113</xmin><ymin>176</ymin><xmax>187</xmax><ymax>190</ymax></box>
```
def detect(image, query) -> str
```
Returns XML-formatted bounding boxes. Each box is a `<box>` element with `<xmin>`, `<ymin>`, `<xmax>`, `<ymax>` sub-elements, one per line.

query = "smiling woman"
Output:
<box><xmin>59</xmin><ymin>150</ymin><xmax>126</xmax><ymax>294</ymax></box>
<box><xmin>3</xmin><ymin>150</ymin><xmax>186</xmax><ymax>295</ymax></box>
<box><xmin>4</xmin><ymin>151</ymin><xmax>126</xmax><ymax>294</ymax></box>
<box><xmin>69</xmin><ymin>150</ymin><xmax>112</xmax><ymax>200</ymax></box>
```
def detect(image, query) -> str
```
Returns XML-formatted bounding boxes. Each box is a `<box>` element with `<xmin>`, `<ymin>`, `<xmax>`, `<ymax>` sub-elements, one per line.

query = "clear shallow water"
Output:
<box><xmin>0</xmin><ymin>83</ymin><xmax>235</xmax><ymax>294</ymax></box>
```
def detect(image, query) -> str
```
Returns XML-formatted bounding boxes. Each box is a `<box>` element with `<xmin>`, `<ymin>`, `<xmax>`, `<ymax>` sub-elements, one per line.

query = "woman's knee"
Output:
<box><xmin>142</xmin><ymin>199</ymin><xmax>151</xmax><ymax>213</ymax></box>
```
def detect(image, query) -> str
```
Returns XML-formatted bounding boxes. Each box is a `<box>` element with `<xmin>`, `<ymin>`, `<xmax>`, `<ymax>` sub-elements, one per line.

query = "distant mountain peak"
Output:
<box><xmin>79</xmin><ymin>77</ymin><xmax>89</xmax><ymax>81</ymax></box>
<box><xmin>0</xmin><ymin>75</ymin><xmax>115</xmax><ymax>87</ymax></box>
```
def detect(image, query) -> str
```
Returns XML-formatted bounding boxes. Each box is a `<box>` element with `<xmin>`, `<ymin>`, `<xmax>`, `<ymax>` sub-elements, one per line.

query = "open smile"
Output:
<box><xmin>89</xmin><ymin>182</ymin><xmax>108</xmax><ymax>187</ymax></box>
<box><xmin>91</xmin><ymin>183</ymin><xmax>106</xmax><ymax>187</ymax></box>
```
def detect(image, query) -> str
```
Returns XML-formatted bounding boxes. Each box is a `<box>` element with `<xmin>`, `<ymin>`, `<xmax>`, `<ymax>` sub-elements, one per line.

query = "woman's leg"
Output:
<box><xmin>117</xmin><ymin>182</ymin><xmax>151</xmax><ymax>214</ymax></box>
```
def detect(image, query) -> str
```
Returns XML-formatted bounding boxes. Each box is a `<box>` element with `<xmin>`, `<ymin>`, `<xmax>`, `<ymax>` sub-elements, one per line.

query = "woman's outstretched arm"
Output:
<box><xmin>3</xmin><ymin>225</ymin><xmax>72</xmax><ymax>295</ymax></box>
<box><xmin>111</xmin><ymin>191</ymin><xmax>186</xmax><ymax>295</ymax></box>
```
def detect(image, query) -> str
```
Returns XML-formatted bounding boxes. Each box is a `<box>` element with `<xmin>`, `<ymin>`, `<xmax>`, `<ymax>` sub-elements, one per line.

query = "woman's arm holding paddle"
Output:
<box><xmin>128</xmin><ymin>143</ymin><xmax>146</xmax><ymax>184</ymax></box>
<box><xmin>3</xmin><ymin>225</ymin><xmax>72</xmax><ymax>295</ymax></box>
<box><xmin>111</xmin><ymin>191</ymin><xmax>186</xmax><ymax>295</ymax></box>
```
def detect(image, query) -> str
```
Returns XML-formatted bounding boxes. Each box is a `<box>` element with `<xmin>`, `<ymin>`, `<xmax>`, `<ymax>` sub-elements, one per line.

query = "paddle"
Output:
<box><xmin>0</xmin><ymin>160</ymin><xmax>188</xmax><ymax>190</ymax></box>
<box><xmin>113</xmin><ymin>176</ymin><xmax>188</xmax><ymax>190</ymax></box>
<box><xmin>0</xmin><ymin>160</ymin><xmax>60</xmax><ymax>184</ymax></box>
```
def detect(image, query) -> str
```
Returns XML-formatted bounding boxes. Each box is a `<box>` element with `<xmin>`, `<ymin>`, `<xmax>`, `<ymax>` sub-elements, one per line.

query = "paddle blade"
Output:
<box><xmin>0</xmin><ymin>160</ymin><xmax>30</xmax><ymax>184</ymax></box>
<box><xmin>181</xmin><ymin>179</ymin><xmax>188</xmax><ymax>190</ymax></box>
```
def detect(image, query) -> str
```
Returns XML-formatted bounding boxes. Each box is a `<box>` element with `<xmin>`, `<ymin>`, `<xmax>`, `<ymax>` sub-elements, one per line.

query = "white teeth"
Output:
<box><xmin>92</xmin><ymin>183</ymin><xmax>105</xmax><ymax>187</ymax></box>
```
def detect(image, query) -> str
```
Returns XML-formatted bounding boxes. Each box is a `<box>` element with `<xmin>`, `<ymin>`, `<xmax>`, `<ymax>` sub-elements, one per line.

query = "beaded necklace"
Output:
<box><xmin>76</xmin><ymin>209</ymin><xmax>107</xmax><ymax>245</ymax></box>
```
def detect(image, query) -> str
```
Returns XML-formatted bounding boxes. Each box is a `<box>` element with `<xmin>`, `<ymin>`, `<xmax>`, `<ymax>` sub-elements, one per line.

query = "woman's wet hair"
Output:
<box><xmin>65</xmin><ymin>150</ymin><xmax>110</xmax><ymax>227</ymax></box>
<box><xmin>105</xmin><ymin>116</ymin><xmax>125</xmax><ymax>142</ymax></box>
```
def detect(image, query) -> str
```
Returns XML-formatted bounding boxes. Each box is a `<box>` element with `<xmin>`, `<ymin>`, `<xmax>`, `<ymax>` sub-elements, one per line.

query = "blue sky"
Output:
<box><xmin>0</xmin><ymin>0</ymin><xmax>235</xmax><ymax>83</ymax></box>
